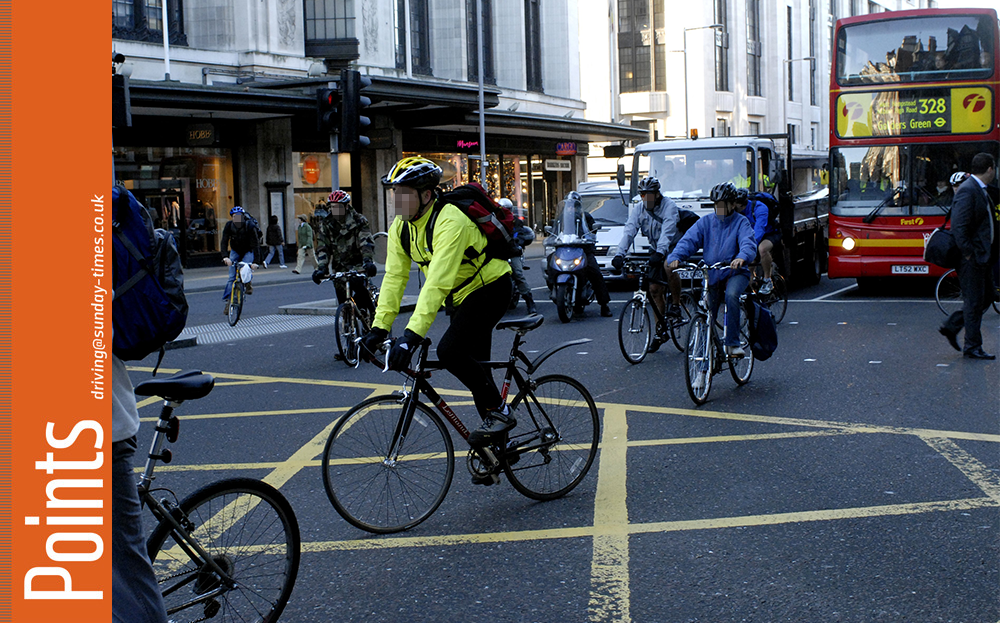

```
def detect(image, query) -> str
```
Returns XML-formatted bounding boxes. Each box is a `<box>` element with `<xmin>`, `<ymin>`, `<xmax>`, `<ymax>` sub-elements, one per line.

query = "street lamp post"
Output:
<box><xmin>781</xmin><ymin>57</ymin><xmax>815</xmax><ymax>143</ymax></box>
<box><xmin>680</xmin><ymin>24</ymin><xmax>723</xmax><ymax>139</ymax></box>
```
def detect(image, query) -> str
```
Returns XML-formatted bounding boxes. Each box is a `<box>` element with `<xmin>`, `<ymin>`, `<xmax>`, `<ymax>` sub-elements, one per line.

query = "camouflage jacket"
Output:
<box><xmin>314</xmin><ymin>205</ymin><xmax>375</xmax><ymax>274</ymax></box>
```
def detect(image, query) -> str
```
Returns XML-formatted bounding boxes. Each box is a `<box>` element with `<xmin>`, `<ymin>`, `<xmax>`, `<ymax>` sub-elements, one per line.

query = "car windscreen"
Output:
<box><xmin>581</xmin><ymin>192</ymin><xmax>629</xmax><ymax>225</ymax></box>
<box><xmin>636</xmin><ymin>147</ymin><xmax>755</xmax><ymax>199</ymax></box>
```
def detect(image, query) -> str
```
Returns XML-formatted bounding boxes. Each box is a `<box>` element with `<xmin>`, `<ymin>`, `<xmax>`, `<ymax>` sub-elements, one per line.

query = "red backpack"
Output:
<box><xmin>400</xmin><ymin>183</ymin><xmax>520</xmax><ymax>265</ymax></box>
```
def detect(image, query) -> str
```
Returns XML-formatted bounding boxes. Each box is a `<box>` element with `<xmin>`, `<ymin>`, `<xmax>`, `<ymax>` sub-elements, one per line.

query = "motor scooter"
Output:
<box><xmin>544</xmin><ymin>195</ymin><xmax>596</xmax><ymax>323</ymax></box>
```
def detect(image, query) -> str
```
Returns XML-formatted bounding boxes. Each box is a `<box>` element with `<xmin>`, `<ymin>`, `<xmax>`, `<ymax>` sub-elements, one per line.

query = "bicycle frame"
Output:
<box><xmin>137</xmin><ymin>402</ymin><xmax>239</xmax><ymax>609</ymax></box>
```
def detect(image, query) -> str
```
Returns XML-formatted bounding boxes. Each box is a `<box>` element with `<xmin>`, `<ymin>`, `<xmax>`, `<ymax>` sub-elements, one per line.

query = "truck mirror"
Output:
<box><xmin>616</xmin><ymin>164</ymin><xmax>626</xmax><ymax>187</ymax></box>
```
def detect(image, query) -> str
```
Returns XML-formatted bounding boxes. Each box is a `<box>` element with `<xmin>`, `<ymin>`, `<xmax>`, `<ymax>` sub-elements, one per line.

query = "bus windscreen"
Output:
<box><xmin>836</xmin><ymin>14</ymin><xmax>995</xmax><ymax>86</ymax></box>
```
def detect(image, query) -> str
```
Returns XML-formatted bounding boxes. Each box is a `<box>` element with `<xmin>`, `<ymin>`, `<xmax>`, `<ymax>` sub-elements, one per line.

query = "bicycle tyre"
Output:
<box><xmin>618</xmin><ymin>298</ymin><xmax>651</xmax><ymax>364</ymax></box>
<box><xmin>504</xmin><ymin>374</ymin><xmax>599</xmax><ymax>501</ymax></box>
<box><xmin>766</xmin><ymin>272</ymin><xmax>788</xmax><ymax>324</ymax></box>
<box><xmin>334</xmin><ymin>303</ymin><xmax>365</xmax><ymax>367</ymax></box>
<box><xmin>935</xmin><ymin>269</ymin><xmax>962</xmax><ymax>316</ymax></box>
<box><xmin>728</xmin><ymin>306</ymin><xmax>754</xmax><ymax>385</ymax></box>
<box><xmin>684</xmin><ymin>318</ymin><xmax>713</xmax><ymax>405</ymax></box>
<box><xmin>227</xmin><ymin>283</ymin><xmax>243</xmax><ymax>327</ymax></box>
<box><xmin>669</xmin><ymin>291</ymin><xmax>696</xmax><ymax>352</ymax></box>
<box><xmin>322</xmin><ymin>395</ymin><xmax>454</xmax><ymax>534</ymax></box>
<box><xmin>145</xmin><ymin>477</ymin><xmax>300</xmax><ymax>623</ymax></box>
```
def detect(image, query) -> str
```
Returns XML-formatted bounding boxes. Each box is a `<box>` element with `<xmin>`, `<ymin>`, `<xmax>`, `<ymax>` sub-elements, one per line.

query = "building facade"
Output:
<box><xmin>579</xmin><ymin>0</ymin><xmax>938</xmax><ymax>185</ymax></box>
<box><xmin>113</xmin><ymin>0</ymin><xmax>645</xmax><ymax>266</ymax></box>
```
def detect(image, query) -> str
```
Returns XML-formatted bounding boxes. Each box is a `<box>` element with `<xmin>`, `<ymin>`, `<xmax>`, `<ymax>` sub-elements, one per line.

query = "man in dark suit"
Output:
<box><xmin>939</xmin><ymin>153</ymin><xmax>997</xmax><ymax>360</ymax></box>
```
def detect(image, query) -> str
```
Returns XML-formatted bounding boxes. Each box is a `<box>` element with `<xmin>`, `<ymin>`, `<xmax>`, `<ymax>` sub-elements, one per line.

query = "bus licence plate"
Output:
<box><xmin>891</xmin><ymin>265</ymin><xmax>929</xmax><ymax>275</ymax></box>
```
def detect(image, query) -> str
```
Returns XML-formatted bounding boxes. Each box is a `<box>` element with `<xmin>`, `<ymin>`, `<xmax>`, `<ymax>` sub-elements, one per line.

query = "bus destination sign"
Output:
<box><xmin>836</xmin><ymin>87</ymin><xmax>992</xmax><ymax>138</ymax></box>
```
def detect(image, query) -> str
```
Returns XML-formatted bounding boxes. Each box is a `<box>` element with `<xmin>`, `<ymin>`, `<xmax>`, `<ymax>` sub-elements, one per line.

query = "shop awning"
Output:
<box><xmin>406</xmin><ymin>109</ymin><xmax>649</xmax><ymax>144</ymax></box>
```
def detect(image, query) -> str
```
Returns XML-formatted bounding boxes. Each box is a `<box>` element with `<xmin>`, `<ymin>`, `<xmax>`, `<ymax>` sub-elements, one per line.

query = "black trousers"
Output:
<box><xmin>334</xmin><ymin>274</ymin><xmax>375</xmax><ymax>318</ymax></box>
<box><xmin>942</xmin><ymin>259</ymin><xmax>993</xmax><ymax>353</ymax></box>
<box><xmin>437</xmin><ymin>274</ymin><xmax>513</xmax><ymax>415</ymax></box>
<box><xmin>583</xmin><ymin>250</ymin><xmax>611</xmax><ymax>306</ymax></box>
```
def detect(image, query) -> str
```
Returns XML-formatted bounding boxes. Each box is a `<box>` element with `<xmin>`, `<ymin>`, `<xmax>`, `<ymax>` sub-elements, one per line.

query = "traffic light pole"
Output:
<box><xmin>476</xmin><ymin>0</ymin><xmax>486</xmax><ymax>187</ymax></box>
<box><xmin>329</xmin><ymin>132</ymin><xmax>339</xmax><ymax>191</ymax></box>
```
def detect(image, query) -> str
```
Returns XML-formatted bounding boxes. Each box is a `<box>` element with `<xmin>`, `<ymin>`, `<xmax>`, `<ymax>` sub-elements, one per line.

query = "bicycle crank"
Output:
<box><xmin>466</xmin><ymin>447</ymin><xmax>501</xmax><ymax>486</ymax></box>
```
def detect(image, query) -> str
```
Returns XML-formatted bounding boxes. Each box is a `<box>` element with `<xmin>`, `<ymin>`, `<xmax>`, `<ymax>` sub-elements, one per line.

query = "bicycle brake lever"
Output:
<box><xmin>382</xmin><ymin>339</ymin><xmax>392</xmax><ymax>372</ymax></box>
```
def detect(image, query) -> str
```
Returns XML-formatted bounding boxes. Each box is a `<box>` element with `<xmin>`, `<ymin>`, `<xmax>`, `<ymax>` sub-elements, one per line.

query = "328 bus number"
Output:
<box><xmin>918</xmin><ymin>98</ymin><xmax>947</xmax><ymax>114</ymax></box>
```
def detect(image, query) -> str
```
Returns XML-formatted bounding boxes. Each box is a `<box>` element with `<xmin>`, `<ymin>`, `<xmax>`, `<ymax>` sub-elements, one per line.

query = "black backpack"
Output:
<box><xmin>112</xmin><ymin>185</ymin><xmax>189</xmax><ymax>364</ymax></box>
<box><xmin>400</xmin><ymin>183</ymin><xmax>520</xmax><ymax>264</ymax></box>
<box><xmin>747</xmin><ymin>301</ymin><xmax>778</xmax><ymax>361</ymax></box>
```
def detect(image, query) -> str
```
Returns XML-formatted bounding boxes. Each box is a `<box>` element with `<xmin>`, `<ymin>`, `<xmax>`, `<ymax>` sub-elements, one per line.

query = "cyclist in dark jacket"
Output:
<box><xmin>733</xmin><ymin>188</ymin><xmax>781</xmax><ymax>294</ymax></box>
<box><xmin>221</xmin><ymin>206</ymin><xmax>261</xmax><ymax>312</ymax></box>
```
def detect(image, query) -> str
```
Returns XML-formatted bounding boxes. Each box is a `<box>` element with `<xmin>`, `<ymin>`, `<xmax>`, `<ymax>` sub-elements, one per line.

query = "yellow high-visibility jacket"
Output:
<box><xmin>374</xmin><ymin>198</ymin><xmax>511</xmax><ymax>337</ymax></box>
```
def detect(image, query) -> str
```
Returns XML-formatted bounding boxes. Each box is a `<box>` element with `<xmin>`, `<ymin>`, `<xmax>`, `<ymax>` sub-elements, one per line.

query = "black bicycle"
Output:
<box><xmin>747</xmin><ymin>263</ymin><xmax>788</xmax><ymax>324</ymax></box>
<box><xmin>618</xmin><ymin>259</ymin><xmax>696</xmax><ymax>363</ymax></box>
<box><xmin>321</xmin><ymin>314</ymin><xmax>600</xmax><ymax>534</ymax></box>
<box><xmin>135</xmin><ymin>370</ymin><xmax>301</xmax><ymax>622</ymax></box>
<box><xmin>322</xmin><ymin>269</ymin><xmax>380</xmax><ymax>367</ymax></box>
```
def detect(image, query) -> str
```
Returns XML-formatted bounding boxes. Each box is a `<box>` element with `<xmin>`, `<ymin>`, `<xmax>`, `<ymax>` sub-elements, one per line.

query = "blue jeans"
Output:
<box><xmin>264</xmin><ymin>244</ymin><xmax>285</xmax><ymax>266</ymax></box>
<box><xmin>113</xmin><ymin>437</ymin><xmax>167</xmax><ymax>623</ymax></box>
<box><xmin>224</xmin><ymin>250</ymin><xmax>254</xmax><ymax>299</ymax></box>
<box><xmin>708</xmin><ymin>273</ymin><xmax>750</xmax><ymax>347</ymax></box>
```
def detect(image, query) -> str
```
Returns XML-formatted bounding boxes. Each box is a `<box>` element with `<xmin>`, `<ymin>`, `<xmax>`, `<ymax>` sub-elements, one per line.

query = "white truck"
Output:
<box><xmin>624</xmin><ymin>134</ymin><xmax>828</xmax><ymax>285</ymax></box>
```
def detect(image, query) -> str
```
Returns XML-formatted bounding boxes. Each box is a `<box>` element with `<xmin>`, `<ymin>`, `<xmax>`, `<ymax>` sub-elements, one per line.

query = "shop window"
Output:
<box><xmin>112</xmin><ymin>0</ymin><xmax>187</xmax><ymax>45</ymax></box>
<box><xmin>304</xmin><ymin>0</ymin><xmax>359</xmax><ymax>60</ymax></box>
<box><xmin>467</xmin><ymin>0</ymin><xmax>496</xmax><ymax>85</ymax></box>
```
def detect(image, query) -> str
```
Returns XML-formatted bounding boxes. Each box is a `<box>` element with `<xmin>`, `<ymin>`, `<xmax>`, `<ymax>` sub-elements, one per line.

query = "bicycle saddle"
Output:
<box><xmin>134</xmin><ymin>370</ymin><xmax>215</xmax><ymax>401</ymax></box>
<box><xmin>496</xmin><ymin>314</ymin><xmax>544</xmax><ymax>332</ymax></box>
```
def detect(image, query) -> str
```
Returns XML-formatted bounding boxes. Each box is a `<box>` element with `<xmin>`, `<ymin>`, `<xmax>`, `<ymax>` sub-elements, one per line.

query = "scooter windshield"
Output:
<box><xmin>556</xmin><ymin>198</ymin><xmax>587</xmax><ymax>244</ymax></box>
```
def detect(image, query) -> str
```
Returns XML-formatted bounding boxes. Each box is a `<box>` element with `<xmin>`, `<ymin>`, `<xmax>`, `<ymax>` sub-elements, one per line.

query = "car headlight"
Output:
<box><xmin>842</xmin><ymin>237</ymin><xmax>856</xmax><ymax>251</ymax></box>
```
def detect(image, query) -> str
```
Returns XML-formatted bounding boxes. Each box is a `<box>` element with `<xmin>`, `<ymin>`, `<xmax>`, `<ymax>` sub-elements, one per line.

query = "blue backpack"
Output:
<box><xmin>112</xmin><ymin>185</ymin><xmax>188</xmax><ymax>363</ymax></box>
<box><xmin>747</xmin><ymin>301</ymin><xmax>778</xmax><ymax>361</ymax></box>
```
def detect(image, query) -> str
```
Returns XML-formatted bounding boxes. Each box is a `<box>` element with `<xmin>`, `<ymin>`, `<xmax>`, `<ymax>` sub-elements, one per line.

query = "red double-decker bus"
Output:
<box><xmin>828</xmin><ymin>7</ymin><xmax>999</xmax><ymax>285</ymax></box>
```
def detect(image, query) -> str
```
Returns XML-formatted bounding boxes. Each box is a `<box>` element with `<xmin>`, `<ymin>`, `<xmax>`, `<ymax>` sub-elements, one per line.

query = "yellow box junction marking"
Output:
<box><xmin>129</xmin><ymin>367</ymin><xmax>1000</xmax><ymax>622</ymax></box>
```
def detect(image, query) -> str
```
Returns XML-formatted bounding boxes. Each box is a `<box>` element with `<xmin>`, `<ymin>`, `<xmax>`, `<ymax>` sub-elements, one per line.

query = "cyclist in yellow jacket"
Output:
<box><xmin>360</xmin><ymin>156</ymin><xmax>516</xmax><ymax>448</ymax></box>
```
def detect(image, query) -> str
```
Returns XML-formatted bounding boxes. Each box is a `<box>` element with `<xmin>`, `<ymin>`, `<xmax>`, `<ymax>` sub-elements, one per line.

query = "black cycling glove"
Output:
<box><xmin>359</xmin><ymin>327</ymin><xmax>388</xmax><ymax>362</ymax></box>
<box><xmin>611</xmin><ymin>255</ymin><xmax>625</xmax><ymax>273</ymax></box>
<box><xmin>363</xmin><ymin>259</ymin><xmax>377</xmax><ymax>278</ymax></box>
<box><xmin>312</xmin><ymin>269</ymin><xmax>327</xmax><ymax>285</ymax></box>
<box><xmin>646</xmin><ymin>252</ymin><xmax>665</xmax><ymax>274</ymax></box>
<box><xmin>388</xmin><ymin>329</ymin><xmax>423</xmax><ymax>371</ymax></box>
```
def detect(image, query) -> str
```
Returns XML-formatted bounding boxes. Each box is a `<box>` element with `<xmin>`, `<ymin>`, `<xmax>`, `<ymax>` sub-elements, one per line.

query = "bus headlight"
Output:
<box><xmin>842</xmin><ymin>237</ymin><xmax>856</xmax><ymax>251</ymax></box>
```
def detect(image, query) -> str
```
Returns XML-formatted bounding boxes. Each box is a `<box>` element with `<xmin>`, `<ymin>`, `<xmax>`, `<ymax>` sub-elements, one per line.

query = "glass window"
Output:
<box><xmin>747</xmin><ymin>0</ymin><xmax>762</xmax><ymax>97</ymax></box>
<box><xmin>714</xmin><ymin>0</ymin><xmax>730</xmax><ymax>92</ymax></box>
<box><xmin>112</xmin><ymin>0</ymin><xmax>185</xmax><ymax>44</ymax></box>
<box><xmin>638</xmin><ymin>147</ymin><xmax>755</xmax><ymax>199</ymax></box>
<box><xmin>831</xmin><ymin>141</ymin><xmax>996</xmax><ymax>216</ymax></box>
<box><xmin>395</xmin><ymin>0</ymin><xmax>431</xmax><ymax>74</ymax></box>
<box><xmin>467</xmin><ymin>0</ymin><xmax>495</xmax><ymax>84</ymax></box>
<box><xmin>618</xmin><ymin>0</ymin><xmax>650</xmax><ymax>93</ymax></box>
<box><xmin>581</xmin><ymin>192</ymin><xmax>630</xmax><ymax>225</ymax></box>
<box><xmin>525</xmin><ymin>0</ymin><xmax>543</xmax><ymax>91</ymax></box>
<box><xmin>836</xmin><ymin>14</ymin><xmax>996</xmax><ymax>85</ymax></box>
<box><xmin>305</xmin><ymin>0</ymin><xmax>356</xmax><ymax>41</ymax></box>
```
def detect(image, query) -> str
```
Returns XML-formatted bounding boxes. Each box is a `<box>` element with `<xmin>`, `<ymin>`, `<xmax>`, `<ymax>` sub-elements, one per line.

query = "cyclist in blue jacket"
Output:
<box><xmin>665</xmin><ymin>182</ymin><xmax>757</xmax><ymax>358</ymax></box>
<box><xmin>734</xmin><ymin>187</ymin><xmax>781</xmax><ymax>294</ymax></box>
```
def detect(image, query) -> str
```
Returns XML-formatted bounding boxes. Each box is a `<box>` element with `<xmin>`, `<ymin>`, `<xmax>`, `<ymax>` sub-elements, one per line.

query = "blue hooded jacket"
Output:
<box><xmin>666</xmin><ymin>212</ymin><xmax>757</xmax><ymax>285</ymax></box>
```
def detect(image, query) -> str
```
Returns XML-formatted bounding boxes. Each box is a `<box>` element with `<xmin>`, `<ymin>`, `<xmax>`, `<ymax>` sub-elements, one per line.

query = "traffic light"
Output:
<box><xmin>340</xmin><ymin>69</ymin><xmax>371</xmax><ymax>152</ymax></box>
<box><xmin>317</xmin><ymin>87</ymin><xmax>338</xmax><ymax>134</ymax></box>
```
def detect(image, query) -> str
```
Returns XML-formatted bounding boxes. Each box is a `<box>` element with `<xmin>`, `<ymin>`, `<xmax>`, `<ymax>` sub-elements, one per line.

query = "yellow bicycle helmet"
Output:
<box><xmin>381</xmin><ymin>156</ymin><xmax>442</xmax><ymax>191</ymax></box>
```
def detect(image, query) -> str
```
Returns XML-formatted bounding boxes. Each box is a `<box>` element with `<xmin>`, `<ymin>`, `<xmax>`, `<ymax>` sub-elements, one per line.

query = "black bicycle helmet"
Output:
<box><xmin>710</xmin><ymin>182</ymin><xmax>738</xmax><ymax>203</ymax></box>
<box><xmin>637</xmin><ymin>176</ymin><xmax>661</xmax><ymax>194</ymax></box>
<box><xmin>734</xmin><ymin>187</ymin><xmax>750</xmax><ymax>204</ymax></box>
<box><xmin>381</xmin><ymin>156</ymin><xmax>443</xmax><ymax>191</ymax></box>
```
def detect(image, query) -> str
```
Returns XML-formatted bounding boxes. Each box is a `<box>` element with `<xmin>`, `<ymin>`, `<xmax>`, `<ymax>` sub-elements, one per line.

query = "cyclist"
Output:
<box><xmin>501</xmin><ymin>198</ymin><xmax>537</xmax><ymax>314</ymax></box>
<box><xmin>733</xmin><ymin>187</ymin><xmax>782</xmax><ymax>294</ymax></box>
<box><xmin>666</xmin><ymin>182</ymin><xmax>756</xmax><ymax>379</ymax></box>
<box><xmin>612</xmin><ymin>176</ymin><xmax>683</xmax><ymax>350</ymax></box>
<box><xmin>221</xmin><ymin>206</ymin><xmax>261</xmax><ymax>314</ymax></box>
<box><xmin>359</xmin><ymin>156</ymin><xmax>517</xmax><ymax>449</ymax></box>
<box><xmin>311</xmin><ymin>189</ymin><xmax>378</xmax><ymax>319</ymax></box>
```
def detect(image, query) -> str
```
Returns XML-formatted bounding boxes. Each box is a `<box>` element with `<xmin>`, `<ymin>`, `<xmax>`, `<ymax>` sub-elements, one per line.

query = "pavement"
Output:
<box><xmin>179</xmin><ymin>242</ymin><xmax>548</xmax><ymax>318</ymax></box>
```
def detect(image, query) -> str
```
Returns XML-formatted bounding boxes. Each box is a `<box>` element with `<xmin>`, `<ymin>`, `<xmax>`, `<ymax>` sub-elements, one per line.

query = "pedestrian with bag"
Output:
<box><xmin>939</xmin><ymin>153</ymin><xmax>997</xmax><ymax>360</ymax></box>
<box><xmin>263</xmin><ymin>214</ymin><xmax>287</xmax><ymax>269</ymax></box>
<box><xmin>293</xmin><ymin>214</ymin><xmax>318</xmax><ymax>274</ymax></box>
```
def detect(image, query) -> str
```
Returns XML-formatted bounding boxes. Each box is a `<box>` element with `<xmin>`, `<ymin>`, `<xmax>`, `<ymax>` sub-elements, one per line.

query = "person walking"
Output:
<box><xmin>293</xmin><ymin>214</ymin><xmax>318</xmax><ymax>274</ymax></box>
<box><xmin>263</xmin><ymin>214</ymin><xmax>287</xmax><ymax>269</ymax></box>
<box><xmin>501</xmin><ymin>198</ymin><xmax>537</xmax><ymax>314</ymax></box>
<box><xmin>939</xmin><ymin>153</ymin><xmax>997</xmax><ymax>360</ymax></box>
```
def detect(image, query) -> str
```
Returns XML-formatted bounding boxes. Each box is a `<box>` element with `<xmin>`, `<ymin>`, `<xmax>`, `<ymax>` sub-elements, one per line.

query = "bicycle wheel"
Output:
<box><xmin>935</xmin><ymin>269</ymin><xmax>962</xmax><ymax>315</ymax></box>
<box><xmin>618</xmin><ymin>298</ymin><xmax>651</xmax><ymax>364</ymax></box>
<box><xmin>765</xmin><ymin>272</ymin><xmax>788</xmax><ymax>324</ymax></box>
<box><xmin>669</xmin><ymin>291</ymin><xmax>696</xmax><ymax>352</ymax></box>
<box><xmin>227</xmin><ymin>282</ymin><xmax>243</xmax><ymax>327</ymax></box>
<box><xmin>729</xmin><ymin>306</ymin><xmax>754</xmax><ymax>385</ymax></box>
<box><xmin>504</xmin><ymin>374</ymin><xmax>599</xmax><ymax>501</ymax></box>
<box><xmin>146</xmin><ymin>478</ymin><xmax>300</xmax><ymax>623</ymax></box>
<box><xmin>684</xmin><ymin>318</ymin><xmax>713</xmax><ymax>405</ymax></box>
<box><xmin>322</xmin><ymin>395</ymin><xmax>454</xmax><ymax>534</ymax></box>
<box><xmin>334</xmin><ymin>303</ymin><xmax>364</xmax><ymax>367</ymax></box>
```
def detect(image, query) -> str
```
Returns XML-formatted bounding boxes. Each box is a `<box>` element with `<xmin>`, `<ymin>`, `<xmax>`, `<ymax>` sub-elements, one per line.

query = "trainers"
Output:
<box><xmin>725</xmin><ymin>345</ymin><xmax>745</xmax><ymax>358</ymax></box>
<box><xmin>692</xmin><ymin>371</ymin><xmax>707</xmax><ymax>391</ymax></box>
<box><xmin>468</xmin><ymin>407</ymin><xmax>516</xmax><ymax>447</ymax></box>
<box><xmin>760</xmin><ymin>279</ymin><xmax>773</xmax><ymax>295</ymax></box>
<box><xmin>291</xmin><ymin>269</ymin><xmax>300</xmax><ymax>274</ymax></box>
<box><xmin>600</xmin><ymin>304</ymin><xmax>613</xmax><ymax>317</ymax></box>
<box><xmin>665</xmin><ymin>304</ymin><xmax>682</xmax><ymax>318</ymax></box>
<box><xmin>262</xmin><ymin>263</ymin><xmax>268</xmax><ymax>270</ymax></box>
<box><xmin>245</xmin><ymin>283</ymin><xmax>253</xmax><ymax>295</ymax></box>
<box><xmin>647</xmin><ymin>336</ymin><xmax>663</xmax><ymax>354</ymax></box>
<box><xmin>280</xmin><ymin>264</ymin><xmax>288</xmax><ymax>269</ymax></box>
